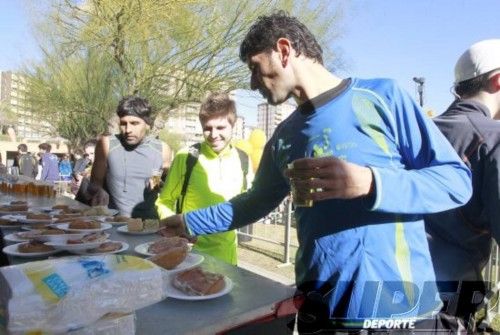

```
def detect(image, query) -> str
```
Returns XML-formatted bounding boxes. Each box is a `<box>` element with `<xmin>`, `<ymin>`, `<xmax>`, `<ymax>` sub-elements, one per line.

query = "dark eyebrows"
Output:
<box><xmin>120</xmin><ymin>120</ymin><xmax>141</xmax><ymax>125</ymax></box>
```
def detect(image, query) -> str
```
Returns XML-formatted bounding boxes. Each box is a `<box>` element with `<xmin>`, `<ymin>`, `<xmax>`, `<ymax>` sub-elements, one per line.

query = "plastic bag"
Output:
<box><xmin>68</xmin><ymin>313</ymin><xmax>136</xmax><ymax>335</ymax></box>
<box><xmin>0</xmin><ymin>255</ymin><xmax>168</xmax><ymax>334</ymax></box>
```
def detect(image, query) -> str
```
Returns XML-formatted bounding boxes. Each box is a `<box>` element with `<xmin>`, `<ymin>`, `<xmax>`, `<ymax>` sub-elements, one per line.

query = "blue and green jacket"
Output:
<box><xmin>185</xmin><ymin>78</ymin><xmax>472</xmax><ymax>323</ymax></box>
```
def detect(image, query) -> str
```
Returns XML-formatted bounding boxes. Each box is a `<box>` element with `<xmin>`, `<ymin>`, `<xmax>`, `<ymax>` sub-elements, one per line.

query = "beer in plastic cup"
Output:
<box><xmin>150</xmin><ymin>169</ymin><xmax>162</xmax><ymax>189</ymax></box>
<box><xmin>288</xmin><ymin>163</ymin><xmax>313</xmax><ymax>207</ymax></box>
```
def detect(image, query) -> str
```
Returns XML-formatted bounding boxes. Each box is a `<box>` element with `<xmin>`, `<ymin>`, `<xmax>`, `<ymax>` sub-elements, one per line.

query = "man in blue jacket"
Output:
<box><xmin>161</xmin><ymin>12</ymin><xmax>472</xmax><ymax>333</ymax></box>
<box><xmin>426</xmin><ymin>39</ymin><xmax>500</xmax><ymax>332</ymax></box>
<box><xmin>38</xmin><ymin>142</ymin><xmax>59</xmax><ymax>182</ymax></box>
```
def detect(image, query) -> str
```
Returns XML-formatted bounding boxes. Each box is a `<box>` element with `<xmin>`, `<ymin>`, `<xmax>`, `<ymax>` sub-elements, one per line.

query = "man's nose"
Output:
<box><xmin>210</xmin><ymin>130</ymin><xmax>219</xmax><ymax>139</ymax></box>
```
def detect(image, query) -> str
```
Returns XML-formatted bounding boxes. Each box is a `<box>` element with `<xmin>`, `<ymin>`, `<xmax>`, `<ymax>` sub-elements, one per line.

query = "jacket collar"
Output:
<box><xmin>200</xmin><ymin>141</ymin><xmax>233</xmax><ymax>158</ymax></box>
<box><xmin>447</xmin><ymin>99</ymin><xmax>491</xmax><ymax>118</ymax></box>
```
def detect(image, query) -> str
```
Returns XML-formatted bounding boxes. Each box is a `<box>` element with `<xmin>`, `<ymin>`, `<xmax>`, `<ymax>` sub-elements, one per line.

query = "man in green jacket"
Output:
<box><xmin>156</xmin><ymin>92</ymin><xmax>253</xmax><ymax>265</ymax></box>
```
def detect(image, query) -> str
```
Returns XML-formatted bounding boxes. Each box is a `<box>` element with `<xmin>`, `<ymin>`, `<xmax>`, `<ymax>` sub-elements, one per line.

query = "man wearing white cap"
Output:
<box><xmin>426</xmin><ymin>39</ymin><xmax>500</xmax><ymax>332</ymax></box>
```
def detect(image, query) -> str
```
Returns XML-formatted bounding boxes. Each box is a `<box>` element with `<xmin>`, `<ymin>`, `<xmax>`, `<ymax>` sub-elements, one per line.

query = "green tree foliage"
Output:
<box><xmin>0</xmin><ymin>102</ymin><xmax>16</xmax><ymax>129</ymax></box>
<box><xmin>23</xmin><ymin>0</ymin><xmax>346</xmax><ymax>145</ymax></box>
<box><xmin>24</xmin><ymin>50</ymin><xmax>121</xmax><ymax>147</ymax></box>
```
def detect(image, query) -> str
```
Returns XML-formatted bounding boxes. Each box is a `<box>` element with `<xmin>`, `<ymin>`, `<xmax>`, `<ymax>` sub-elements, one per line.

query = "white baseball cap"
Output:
<box><xmin>454</xmin><ymin>39</ymin><xmax>500</xmax><ymax>84</ymax></box>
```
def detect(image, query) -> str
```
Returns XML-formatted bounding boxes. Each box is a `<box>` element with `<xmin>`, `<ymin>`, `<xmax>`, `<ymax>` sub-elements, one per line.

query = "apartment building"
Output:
<box><xmin>0</xmin><ymin>71</ymin><xmax>49</xmax><ymax>139</ymax></box>
<box><xmin>257</xmin><ymin>100</ymin><xmax>296</xmax><ymax>140</ymax></box>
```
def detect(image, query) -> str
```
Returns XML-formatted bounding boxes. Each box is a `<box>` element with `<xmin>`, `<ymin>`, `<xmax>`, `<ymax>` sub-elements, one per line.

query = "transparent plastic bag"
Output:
<box><xmin>0</xmin><ymin>255</ymin><xmax>168</xmax><ymax>334</ymax></box>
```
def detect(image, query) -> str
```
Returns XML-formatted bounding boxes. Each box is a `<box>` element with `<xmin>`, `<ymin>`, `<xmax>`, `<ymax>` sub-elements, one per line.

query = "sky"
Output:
<box><xmin>1</xmin><ymin>0</ymin><xmax>498</xmax><ymax>126</ymax></box>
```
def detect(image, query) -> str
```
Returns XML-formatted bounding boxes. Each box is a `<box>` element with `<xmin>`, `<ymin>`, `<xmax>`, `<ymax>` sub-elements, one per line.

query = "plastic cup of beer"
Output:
<box><xmin>150</xmin><ymin>169</ymin><xmax>162</xmax><ymax>189</ymax></box>
<box><xmin>288</xmin><ymin>163</ymin><xmax>313</xmax><ymax>207</ymax></box>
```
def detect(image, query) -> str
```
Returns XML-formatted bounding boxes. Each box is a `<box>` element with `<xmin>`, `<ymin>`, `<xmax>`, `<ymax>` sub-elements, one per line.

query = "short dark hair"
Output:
<box><xmin>17</xmin><ymin>144</ymin><xmax>28</xmax><ymax>152</ymax></box>
<box><xmin>239</xmin><ymin>11</ymin><xmax>323</xmax><ymax>65</ymax></box>
<box><xmin>38</xmin><ymin>143</ymin><xmax>52</xmax><ymax>152</ymax></box>
<box><xmin>199</xmin><ymin>92</ymin><xmax>237</xmax><ymax>126</ymax></box>
<box><xmin>83</xmin><ymin>139</ymin><xmax>97</xmax><ymax>150</ymax></box>
<box><xmin>116</xmin><ymin>96</ymin><xmax>153</xmax><ymax>125</ymax></box>
<box><xmin>455</xmin><ymin>68</ymin><xmax>500</xmax><ymax>98</ymax></box>
<box><xmin>74</xmin><ymin>148</ymin><xmax>84</xmax><ymax>156</ymax></box>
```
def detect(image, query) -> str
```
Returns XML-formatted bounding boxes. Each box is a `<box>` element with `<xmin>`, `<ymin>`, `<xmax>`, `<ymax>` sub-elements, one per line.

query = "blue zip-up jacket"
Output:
<box><xmin>185</xmin><ymin>78</ymin><xmax>472</xmax><ymax>324</ymax></box>
<box><xmin>41</xmin><ymin>153</ymin><xmax>60</xmax><ymax>182</ymax></box>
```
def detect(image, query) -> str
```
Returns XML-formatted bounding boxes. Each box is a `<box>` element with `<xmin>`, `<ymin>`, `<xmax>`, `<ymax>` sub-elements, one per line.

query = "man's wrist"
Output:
<box><xmin>182</xmin><ymin>214</ymin><xmax>192</xmax><ymax>236</ymax></box>
<box><xmin>359</xmin><ymin>166</ymin><xmax>374</xmax><ymax>197</ymax></box>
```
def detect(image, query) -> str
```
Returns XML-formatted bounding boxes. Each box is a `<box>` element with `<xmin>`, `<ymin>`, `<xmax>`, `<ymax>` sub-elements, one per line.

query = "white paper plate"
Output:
<box><xmin>81</xmin><ymin>215</ymin><xmax>109</xmax><ymax>221</ymax></box>
<box><xmin>2</xmin><ymin>243</ymin><xmax>61</xmax><ymax>257</ymax></box>
<box><xmin>0</xmin><ymin>223</ymin><xmax>23</xmax><ymax>229</ymax></box>
<box><xmin>166</xmin><ymin>276</ymin><xmax>232</xmax><ymax>300</ymax></box>
<box><xmin>71</xmin><ymin>241</ymin><xmax>129</xmax><ymax>255</ymax></box>
<box><xmin>82</xmin><ymin>208</ymin><xmax>119</xmax><ymax>216</ymax></box>
<box><xmin>135</xmin><ymin>241</ymin><xmax>194</xmax><ymax>256</ymax></box>
<box><xmin>117</xmin><ymin>225</ymin><xmax>158</xmax><ymax>235</ymax></box>
<box><xmin>134</xmin><ymin>241</ymin><xmax>192</xmax><ymax>256</ymax></box>
<box><xmin>53</xmin><ymin>215</ymin><xmax>104</xmax><ymax>223</ymax></box>
<box><xmin>3</xmin><ymin>231</ymin><xmax>43</xmax><ymax>242</ymax></box>
<box><xmin>0</xmin><ymin>214</ymin><xmax>24</xmax><ymax>221</ymax></box>
<box><xmin>34</xmin><ymin>233</ymin><xmax>96</xmax><ymax>243</ymax></box>
<box><xmin>0</xmin><ymin>210</ymin><xmax>29</xmax><ymax>215</ymax></box>
<box><xmin>103</xmin><ymin>219</ymin><xmax>129</xmax><ymax>225</ymax></box>
<box><xmin>134</xmin><ymin>241</ymin><xmax>157</xmax><ymax>256</ymax></box>
<box><xmin>21</xmin><ymin>224</ymin><xmax>56</xmax><ymax>231</ymax></box>
<box><xmin>29</xmin><ymin>206</ymin><xmax>58</xmax><ymax>213</ymax></box>
<box><xmin>55</xmin><ymin>222</ymin><xmax>113</xmax><ymax>233</ymax></box>
<box><xmin>18</xmin><ymin>217</ymin><xmax>57</xmax><ymax>224</ymax></box>
<box><xmin>3</xmin><ymin>233</ymin><xmax>29</xmax><ymax>243</ymax></box>
<box><xmin>45</xmin><ymin>240</ymin><xmax>108</xmax><ymax>251</ymax></box>
<box><xmin>163</xmin><ymin>253</ymin><xmax>204</xmax><ymax>273</ymax></box>
<box><xmin>53</xmin><ymin>213</ymin><xmax>85</xmax><ymax>219</ymax></box>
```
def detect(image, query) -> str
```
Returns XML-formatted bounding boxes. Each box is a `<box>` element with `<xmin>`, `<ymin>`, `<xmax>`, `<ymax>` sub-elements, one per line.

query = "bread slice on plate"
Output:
<box><xmin>172</xmin><ymin>267</ymin><xmax>225</xmax><ymax>296</ymax></box>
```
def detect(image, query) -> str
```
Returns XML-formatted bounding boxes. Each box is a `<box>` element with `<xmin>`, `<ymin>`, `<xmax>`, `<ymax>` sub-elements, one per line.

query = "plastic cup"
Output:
<box><xmin>150</xmin><ymin>169</ymin><xmax>162</xmax><ymax>189</ymax></box>
<box><xmin>288</xmin><ymin>163</ymin><xmax>313</xmax><ymax>207</ymax></box>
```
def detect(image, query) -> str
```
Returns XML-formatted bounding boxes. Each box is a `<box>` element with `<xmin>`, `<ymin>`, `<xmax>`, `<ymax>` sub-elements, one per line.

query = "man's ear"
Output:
<box><xmin>276</xmin><ymin>38</ymin><xmax>292</xmax><ymax>68</ymax></box>
<box><xmin>490</xmin><ymin>72</ymin><xmax>500</xmax><ymax>92</ymax></box>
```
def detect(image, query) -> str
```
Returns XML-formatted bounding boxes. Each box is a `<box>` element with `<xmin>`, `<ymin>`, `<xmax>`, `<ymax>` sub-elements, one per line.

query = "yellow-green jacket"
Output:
<box><xmin>155</xmin><ymin>142</ymin><xmax>253</xmax><ymax>265</ymax></box>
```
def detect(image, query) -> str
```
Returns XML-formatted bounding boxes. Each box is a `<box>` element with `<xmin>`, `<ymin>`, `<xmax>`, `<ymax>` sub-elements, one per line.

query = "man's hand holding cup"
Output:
<box><xmin>285</xmin><ymin>156</ymin><xmax>374</xmax><ymax>204</ymax></box>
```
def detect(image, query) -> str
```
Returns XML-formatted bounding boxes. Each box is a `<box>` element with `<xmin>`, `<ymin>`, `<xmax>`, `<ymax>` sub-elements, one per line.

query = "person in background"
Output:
<box><xmin>159</xmin><ymin>12</ymin><xmax>472</xmax><ymax>333</ymax></box>
<box><xmin>17</xmin><ymin>144</ymin><xmax>38</xmax><ymax>179</ymax></box>
<box><xmin>72</xmin><ymin>150</ymin><xmax>85</xmax><ymax>173</ymax></box>
<box><xmin>38</xmin><ymin>143</ymin><xmax>59</xmax><ymax>183</ymax></box>
<box><xmin>0</xmin><ymin>152</ymin><xmax>7</xmax><ymax>265</ymax></box>
<box><xmin>0</xmin><ymin>152</ymin><xmax>7</xmax><ymax>175</ymax></box>
<box><xmin>35</xmin><ymin>153</ymin><xmax>43</xmax><ymax>180</ymax></box>
<box><xmin>10</xmin><ymin>154</ymin><xmax>20</xmax><ymax>177</ymax></box>
<box><xmin>0</xmin><ymin>232</ymin><xmax>8</xmax><ymax>266</ymax></box>
<box><xmin>73</xmin><ymin>139</ymin><xmax>97</xmax><ymax>200</ymax></box>
<box><xmin>58</xmin><ymin>154</ymin><xmax>72</xmax><ymax>181</ymax></box>
<box><xmin>87</xmin><ymin>96</ymin><xmax>172</xmax><ymax>218</ymax></box>
<box><xmin>156</xmin><ymin>92</ymin><xmax>253</xmax><ymax>265</ymax></box>
<box><xmin>425</xmin><ymin>39</ymin><xmax>500</xmax><ymax>332</ymax></box>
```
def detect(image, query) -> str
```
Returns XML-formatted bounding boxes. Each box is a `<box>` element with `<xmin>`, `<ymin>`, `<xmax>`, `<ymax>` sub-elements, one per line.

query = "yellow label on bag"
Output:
<box><xmin>23</xmin><ymin>263</ymin><xmax>67</xmax><ymax>304</ymax></box>
<box><xmin>110</xmin><ymin>255</ymin><xmax>155</xmax><ymax>271</ymax></box>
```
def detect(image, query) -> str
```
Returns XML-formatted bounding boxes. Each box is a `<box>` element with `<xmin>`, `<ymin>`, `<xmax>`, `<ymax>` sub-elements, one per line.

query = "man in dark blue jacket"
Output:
<box><xmin>426</xmin><ymin>39</ymin><xmax>500</xmax><ymax>332</ymax></box>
